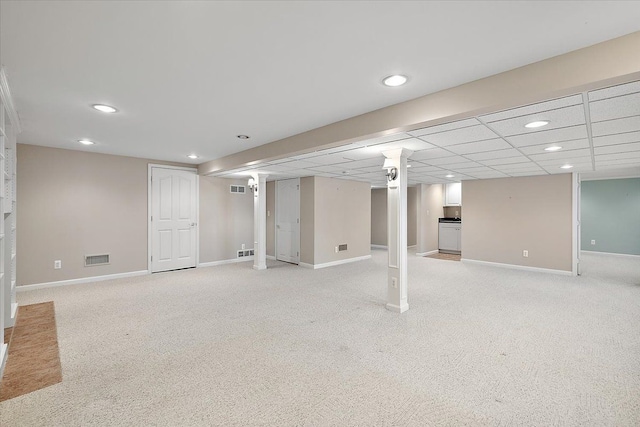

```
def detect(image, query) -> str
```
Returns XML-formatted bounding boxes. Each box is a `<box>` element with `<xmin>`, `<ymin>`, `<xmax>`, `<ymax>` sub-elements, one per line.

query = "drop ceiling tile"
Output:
<box><xmin>407</xmin><ymin>118</ymin><xmax>480</xmax><ymax>137</ymax></box>
<box><xmin>421</xmin><ymin>155</ymin><xmax>470</xmax><ymax>166</ymax></box>
<box><xmin>305</xmin><ymin>153</ymin><xmax>355</xmax><ymax>165</ymax></box>
<box><xmin>528</xmin><ymin>148</ymin><xmax>592</xmax><ymax>162</ymax></box>
<box><xmin>370</xmin><ymin>137</ymin><xmax>437</xmax><ymax>152</ymax></box>
<box><xmin>588</xmin><ymin>80</ymin><xmax>640</xmax><ymax>102</ymax></box>
<box><xmin>445</xmin><ymin>138</ymin><xmax>513</xmax><ymax>155</ymax></box>
<box><xmin>594</xmin><ymin>142</ymin><xmax>640</xmax><ymax>155</ymax></box>
<box><xmin>338</xmin><ymin>146</ymin><xmax>385</xmax><ymax>160</ymax></box>
<box><xmin>443</xmin><ymin>166</ymin><xmax>494</xmax><ymax>173</ymax></box>
<box><xmin>493</xmin><ymin>163</ymin><xmax>543</xmax><ymax>172</ymax></box>
<box><xmin>410</xmin><ymin>148</ymin><xmax>457</xmax><ymax>161</ymax></box>
<box><xmin>407</xmin><ymin>164</ymin><xmax>446</xmax><ymax>173</ymax></box>
<box><xmin>505</xmin><ymin>125</ymin><xmax>587</xmax><ymax>147</ymax></box>
<box><xmin>543</xmin><ymin>163</ymin><xmax>593</xmax><ymax>174</ymax></box>
<box><xmin>446</xmin><ymin>162</ymin><xmax>488</xmax><ymax>170</ymax></box>
<box><xmin>480</xmin><ymin>95</ymin><xmax>583</xmax><ymax>123</ymax></box>
<box><xmin>466</xmin><ymin>148</ymin><xmax>522</xmax><ymax>161</ymax></box>
<box><xmin>592</xmin><ymin>131</ymin><xmax>640</xmax><ymax>147</ymax></box>
<box><xmin>536</xmin><ymin>156</ymin><xmax>592</xmax><ymax>167</ymax></box>
<box><xmin>595</xmin><ymin>158</ymin><xmax>640</xmax><ymax>167</ymax></box>
<box><xmin>352</xmin><ymin>165</ymin><xmax>383</xmax><ymax>174</ymax></box>
<box><xmin>591</xmin><ymin>116</ymin><xmax>640</xmax><ymax>136</ymax></box>
<box><xmin>316</xmin><ymin>144</ymin><xmax>359</xmax><ymax>155</ymax></box>
<box><xmin>419</xmin><ymin>125</ymin><xmax>499</xmax><ymax>147</ymax></box>
<box><xmin>351</xmin><ymin>133</ymin><xmax>412</xmax><ymax>147</ymax></box>
<box><xmin>595</xmin><ymin>151</ymin><xmax>640</xmax><ymax>161</ymax></box>
<box><xmin>507</xmin><ymin>171</ymin><xmax>549</xmax><ymax>177</ymax></box>
<box><xmin>487</xmin><ymin>104</ymin><xmax>586</xmax><ymax>137</ymax></box>
<box><xmin>480</xmin><ymin>155</ymin><xmax>531</xmax><ymax>166</ymax></box>
<box><xmin>518</xmin><ymin>138</ymin><xmax>590</xmax><ymax>155</ymax></box>
<box><xmin>345</xmin><ymin>157</ymin><xmax>386</xmax><ymax>169</ymax></box>
<box><xmin>467</xmin><ymin>171</ymin><xmax>510</xmax><ymax>179</ymax></box>
<box><xmin>304</xmin><ymin>164</ymin><xmax>350</xmax><ymax>174</ymax></box>
<box><xmin>589</xmin><ymin>92</ymin><xmax>640</xmax><ymax>122</ymax></box>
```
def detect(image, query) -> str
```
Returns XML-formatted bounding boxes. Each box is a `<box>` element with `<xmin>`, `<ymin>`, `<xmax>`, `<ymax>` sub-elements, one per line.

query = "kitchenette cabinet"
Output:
<box><xmin>444</xmin><ymin>182</ymin><xmax>461</xmax><ymax>206</ymax></box>
<box><xmin>439</xmin><ymin>220</ymin><xmax>461</xmax><ymax>254</ymax></box>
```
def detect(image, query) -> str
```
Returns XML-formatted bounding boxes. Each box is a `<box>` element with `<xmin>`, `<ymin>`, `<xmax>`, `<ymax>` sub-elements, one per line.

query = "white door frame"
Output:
<box><xmin>275</xmin><ymin>178</ymin><xmax>301</xmax><ymax>264</ymax></box>
<box><xmin>572</xmin><ymin>172</ymin><xmax>580</xmax><ymax>276</ymax></box>
<box><xmin>147</xmin><ymin>164</ymin><xmax>199</xmax><ymax>273</ymax></box>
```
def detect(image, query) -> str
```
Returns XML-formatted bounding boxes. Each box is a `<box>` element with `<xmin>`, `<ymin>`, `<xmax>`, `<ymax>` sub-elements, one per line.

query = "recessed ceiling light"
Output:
<box><xmin>187</xmin><ymin>154</ymin><xmax>199</xmax><ymax>159</ymax></box>
<box><xmin>445</xmin><ymin>174</ymin><xmax>455</xmax><ymax>178</ymax></box>
<box><xmin>544</xmin><ymin>146</ymin><xmax>562</xmax><ymax>152</ymax></box>
<box><xmin>78</xmin><ymin>139</ymin><xmax>95</xmax><ymax>145</ymax></box>
<box><xmin>237</xmin><ymin>135</ymin><xmax>250</xmax><ymax>139</ymax></box>
<box><xmin>382</xmin><ymin>75</ymin><xmax>408</xmax><ymax>87</ymax></box>
<box><xmin>92</xmin><ymin>104</ymin><xmax>117</xmax><ymax>113</ymax></box>
<box><xmin>560</xmin><ymin>164</ymin><xmax>573</xmax><ymax>169</ymax></box>
<box><xmin>525</xmin><ymin>120</ymin><xmax>549</xmax><ymax>129</ymax></box>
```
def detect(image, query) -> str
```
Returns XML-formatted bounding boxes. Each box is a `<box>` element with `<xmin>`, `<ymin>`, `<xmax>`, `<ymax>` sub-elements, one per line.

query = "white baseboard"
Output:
<box><xmin>416</xmin><ymin>249</ymin><xmax>439</xmax><ymax>256</ymax></box>
<box><xmin>17</xmin><ymin>270</ymin><xmax>149</xmax><ymax>292</ymax></box>
<box><xmin>299</xmin><ymin>255</ymin><xmax>372</xmax><ymax>270</ymax></box>
<box><xmin>581</xmin><ymin>250</ymin><xmax>640</xmax><ymax>258</ymax></box>
<box><xmin>266</xmin><ymin>255</ymin><xmax>276</xmax><ymax>260</ymax></box>
<box><xmin>408</xmin><ymin>245</ymin><xmax>416</xmax><ymax>249</ymax></box>
<box><xmin>371</xmin><ymin>244</ymin><xmax>387</xmax><ymax>249</ymax></box>
<box><xmin>461</xmin><ymin>258</ymin><xmax>573</xmax><ymax>276</ymax></box>
<box><xmin>199</xmin><ymin>256</ymin><xmax>254</xmax><ymax>268</ymax></box>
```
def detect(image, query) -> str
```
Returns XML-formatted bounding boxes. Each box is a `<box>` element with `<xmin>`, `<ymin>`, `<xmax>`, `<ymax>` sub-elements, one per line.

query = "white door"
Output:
<box><xmin>151</xmin><ymin>167</ymin><xmax>198</xmax><ymax>272</ymax></box>
<box><xmin>276</xmin><ymin>178</ymin><xmax>300</xmax><ymax>264</ymax></box>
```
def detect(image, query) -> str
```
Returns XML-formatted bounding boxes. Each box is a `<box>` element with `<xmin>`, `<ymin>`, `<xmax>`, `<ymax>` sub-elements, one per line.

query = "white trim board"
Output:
<box><xmin>17</xmin><ymin>270</ymin><xmax>149</xmax><ymax>292</ymax></box>
<box><xmin>371</xmin><ymin>244</ymin><xmax>388</xmax><ymax>249</ymax></box>
<box><xmin>0</xmin><ymin>67</ymin><xmax>21</xmax><ymax>133</ymax></box>
<box><xmin>581</xmin><ymin>250</ymin><xmax>640</xmax><ymax>258</ymax></box>
<box><xmin>461</xmin><ymin>259</ymin><xmax>573</xmax><ymax>276</ymax></box>
<box><xmin>416</xmin><ymin>250</ymin><xmax>439</xmax><ymax>256</ymax></box>
<box><xmin>299</xmin><ymin>255</ymin><xmax>372</xmax><ymax>270</ymax></box>
<box><xmin>199</xmin><ymin>257</ymin><xmax>255</xmax><ymax>268</ymax></box>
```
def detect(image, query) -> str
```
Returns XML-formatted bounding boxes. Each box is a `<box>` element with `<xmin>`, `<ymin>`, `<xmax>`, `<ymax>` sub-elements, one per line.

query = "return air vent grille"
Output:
<box><xmin>237</xmin><ymin>249</ymin><xmax>255</xmax><ymax>258</ymax></box>
<box><xmin>85</xmin><ymin>254</ymin><xmax>110</xmax><ymax>266</ymax></box>
<box><xmin>230</xmin><ymin>185</ymin><xmax>246</xmax><ymax>194</ymax></box>
<box><xmin>338</xmin><ymin>244</ymin><xmax>348</xmax><ymax>251</ymax></box>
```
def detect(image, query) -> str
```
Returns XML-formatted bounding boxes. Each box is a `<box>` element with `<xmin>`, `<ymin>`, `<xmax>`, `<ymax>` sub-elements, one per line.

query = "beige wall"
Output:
<box><xmin>299</xmin><ymin>177</ymin><xmax>314</xmax><ymax>264</ymax></box>
<box><xmin>199</xmin><ymin>176</ymin><xmax>254</xmax><ymax>263</ymax></box>
<box><xmin>266</xmin><ymin>180</ymin><xmax>275</xmax><ymax>257</ymax></box>
<box><xmin>370</xmin><ymin>188</ymin><xmax>387</xmax><ymax>245</ymax></box>
<box><xmin>444</xmin><ymin>206</ymin><xmax>462</xmax><ymax>219</ymax></box>
<box><xmin>313</xmin><ymin>177</ymin><xmax>370</xmax><ymax>265</ymax></box>
<box><xmin>407</xmin><ymin>186</ymin><xmax>417</xmax><ymax>246</ymax></box>
<box><xmin>416</xmin><ymin>184</ymin><xmax>444</xmax><ymax>254</ymax></box>
<box><xmin>17</xmin><ymin>144</ymin><xmax>190</xmax><ymax>285</ymax></box>
<box><xmin>462</xmin><ymin>174</ymin><xmax>573</xmax><ymax>272</ymax></box>
<box><xmin>370</xmin><ymin>187</ymin><xmax>418</xmax><ymax>247</ymax></box>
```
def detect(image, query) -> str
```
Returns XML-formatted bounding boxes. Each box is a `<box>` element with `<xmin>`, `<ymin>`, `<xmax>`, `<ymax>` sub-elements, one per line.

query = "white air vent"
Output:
<box><xmin>338</xmin><ymin>244</ymin><xmax>348</xmax><ymax>251</ymax></box>
<box><xmin>237</xmin><ymin>249</ymin><xmax>254</xmax><ymax>258</ymax></box>
<box><xmin>85</xmin><ymin>254</ymin><xmax>110</xmax><ymax>266</ymax></box>
<box><xmin>230</xmin><ymin>185</ymin><xmax>246</xmax><ymax>194</ymax></box>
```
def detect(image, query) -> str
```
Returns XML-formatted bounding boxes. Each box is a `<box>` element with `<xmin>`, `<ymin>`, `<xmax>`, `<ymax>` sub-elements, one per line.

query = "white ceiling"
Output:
<box><xmin>2</xmin><ymin>1</ymin><xmax>640</xmax><ymax>168</ymax></box>
<box><xmin>211</xmin><ymin>81</ymin><xmax>640</xmax><ymax>186</ymax></box>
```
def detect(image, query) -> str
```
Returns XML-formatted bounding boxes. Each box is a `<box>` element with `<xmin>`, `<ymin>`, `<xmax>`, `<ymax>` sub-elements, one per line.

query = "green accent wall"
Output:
<box><xmin>581</xmin><ymin>178</ymin><xmax>640</xmax><ymax>255</ymax></box>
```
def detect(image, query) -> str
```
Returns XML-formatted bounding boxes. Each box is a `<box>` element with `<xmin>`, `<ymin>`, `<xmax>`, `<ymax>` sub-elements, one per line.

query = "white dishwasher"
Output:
<box><xmin>438</xmin><ymin>219</ymin><xmax>461</xmax><ymax>254</ymax></box>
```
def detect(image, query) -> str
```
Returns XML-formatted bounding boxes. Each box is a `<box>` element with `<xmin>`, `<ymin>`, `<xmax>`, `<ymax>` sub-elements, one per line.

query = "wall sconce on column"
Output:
<box><xmin>248</xmin><ymin>178</ymin><xmax>257</xmax><ymax>193</ymax></box>
<box><xmin>382</xmin><ymin>158</ymin><xmax>398</xmax><ymax>182</ymax></box>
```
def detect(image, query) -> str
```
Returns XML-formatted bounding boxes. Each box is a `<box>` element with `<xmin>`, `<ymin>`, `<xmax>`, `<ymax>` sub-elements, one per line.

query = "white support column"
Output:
<box><xmin>251</xmin><ymin>173</ymin><xmax>268</xmax><ymax>270</ymax></box>
<box><xmin>382</xmin><ymin>148</ymin><xmax>413</xmax><ymax>313</ymax></box>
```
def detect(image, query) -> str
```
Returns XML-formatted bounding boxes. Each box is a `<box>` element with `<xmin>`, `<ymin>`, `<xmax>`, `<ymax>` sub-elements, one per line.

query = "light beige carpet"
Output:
<box><xmin>1</xmin><ymin>250</ymin><xmax>639</xmax><ymax>426</ymax></box>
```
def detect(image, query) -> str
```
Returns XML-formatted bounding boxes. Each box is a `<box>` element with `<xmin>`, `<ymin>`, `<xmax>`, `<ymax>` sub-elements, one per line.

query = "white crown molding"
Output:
<box><xmin>0</xmin><ymin>67</ymin><xmax>22</xmax><ymax>134</ymax></box>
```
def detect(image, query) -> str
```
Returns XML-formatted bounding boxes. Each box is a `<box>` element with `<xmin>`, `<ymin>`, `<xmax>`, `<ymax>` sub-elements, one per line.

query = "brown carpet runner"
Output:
<box><xmin>0</xmin><ymin>302</ymin><xmax>62</xmax><ymax>401</ymax></box>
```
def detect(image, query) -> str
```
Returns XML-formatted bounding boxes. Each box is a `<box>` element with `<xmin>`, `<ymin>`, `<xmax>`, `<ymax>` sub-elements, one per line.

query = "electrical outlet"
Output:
<box><xmin>242</xmin><ymin>243</ymin><xmax>245</xmax><ymax>250</ymax></box>
<box><xmin>391</xmin><ymin>277</ymin><xmax>398</xmax><ymax>289</ymax></box>
<box><xmin>54</xmin><ymin>260</ymin><xmax>62</xmax><ymax>269</ymax></box>
<box><xmin>267</xmin><ymin>210</ymin><xmax>270</xmax><ymax>217</ymax></box>
<box><xmin>335</xmin><ymin>246</ymin><xmax>338</xmax><ymax>253</ymax></box>
<box><xmin>522</xmin><ymin>250</ymin><xmax>529</xmax><ymax>258</ymax></box>
<box><xmin>426</xmin><ymin>210</ymin><xmax>430</xmax><ymax>216</ymax></box>
<box><xmin>591</xmin><ymin>240</ymin><xmax>596</xmax><ymax>245</ymax></box>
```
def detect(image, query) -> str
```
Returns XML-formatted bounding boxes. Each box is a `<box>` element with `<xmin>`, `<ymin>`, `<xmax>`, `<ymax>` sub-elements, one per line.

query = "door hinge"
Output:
<box><xmin>297</xmin><ymin>185</ymin><xmax>299</xmax><ymax>190</ymax></box>
<box><xmin>151</xmin><ymin>256</ymin><xmax>153</xmax><ymax>262</ymax></box>
<box><xmin>151</xmin><ymin>216</ymin><xmax>153</xmax><ymax>222</ymax></box>
<box><xmin>297</xmin><ymin>251</ymin><xmax>299</xmax><ymax>256</ymax></box>
<box><xmin>297</xmin><ymin>218</ymin><xmax>299</xmax><ymax>223</ymax></box>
